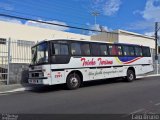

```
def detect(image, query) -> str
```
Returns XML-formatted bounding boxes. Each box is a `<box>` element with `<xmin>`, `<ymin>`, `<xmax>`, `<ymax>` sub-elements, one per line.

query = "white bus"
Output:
<box><xmin>28</xmin><ymin>39</ymin><xmax>153</xmax><ymax>89</ymax></box>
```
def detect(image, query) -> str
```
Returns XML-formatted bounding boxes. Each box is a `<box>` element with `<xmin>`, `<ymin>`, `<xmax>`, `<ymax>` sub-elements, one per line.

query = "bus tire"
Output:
<box><xmin>125</xmin><ymin>69</ymin><xmax>135</xmax><ymax>82</ymax></box>
<box><xmin>66</xmin><ymin>73</ymin><xmax>81</xmax><ymax>90</ymax></box>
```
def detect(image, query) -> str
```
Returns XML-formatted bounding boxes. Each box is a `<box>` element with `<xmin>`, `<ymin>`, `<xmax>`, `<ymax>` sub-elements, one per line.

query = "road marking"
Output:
<box><xmin>155</xmin><ymin>103</ymin><xmax>160</xmax><ymax>106</ymax></box>
<box><xmin>137</xmin><ymin>74</ymin><xmax>160</xmax><ymax>79</ymax></box>
<box><xmin>0</xmin><ymin>93</ymin><xmax>11</xmax><ymax>96</ymax></box>
<box><xmin>121</xmin><ymin>108</ymin><xmax>145</xmax><ymax>117</ymax></box>
<box><xmin>0</xmin><ymin>87</ymin><xmax>32</xmax><ymax>94</ymax></box>
<box><xmin>130</xmin><ymin>108</ymin><xmax>145</xmax><ymax>114</ymax></box>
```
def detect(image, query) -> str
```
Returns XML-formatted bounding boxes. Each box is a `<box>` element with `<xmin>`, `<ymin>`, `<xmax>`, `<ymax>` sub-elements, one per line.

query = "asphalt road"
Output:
<box><xmin>0</xmin><ymin>76</ymin><xmax>160</xmax><ymax>114</ymax></box>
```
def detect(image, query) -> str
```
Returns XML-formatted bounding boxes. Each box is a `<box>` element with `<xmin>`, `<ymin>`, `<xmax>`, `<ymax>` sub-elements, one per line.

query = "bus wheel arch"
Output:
<box><xmin>66</xmin><ymin>70</ymin><xmax>83</xmax><ymax>90</ymax></box>
<box><xmin>125</xmin><ymin>67</ymin><xmax>136</xmax><ymax>82</ymax></box>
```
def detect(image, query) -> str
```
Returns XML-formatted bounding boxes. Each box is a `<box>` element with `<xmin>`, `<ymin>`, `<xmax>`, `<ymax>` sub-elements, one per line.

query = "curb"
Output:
<box><xmin>137</xmin><ymin>74</ymin><xmax>160</xmax><ymax>78</ymax></box>
<box><xmin>0</xmin><ymin>87</ymin><xmax>33</xmax><ymax>94</ymax></box>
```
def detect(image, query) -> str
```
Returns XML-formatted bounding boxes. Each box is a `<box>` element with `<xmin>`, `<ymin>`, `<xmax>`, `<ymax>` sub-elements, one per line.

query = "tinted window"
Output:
<box><xmin>81</xmin><ymin>43</ymin><xmax>91</xmax><ymax>56</ymax></box>
<box><xmin>108</xmin><ymin>45</ymin><xmax>122</xmax><ymax>56</ymax></box>
<box><xmin>123</xmin><ymin>46</ymin><xmax>130</xmax><ymax>56</ymax></box>
<box><xmin>135</xmin><ymin>46</ymin><xmax>142</xmax><ymax>56</ymax></box>
<box><xmin>91</xmin><ymin>43</ymin><xmax>100</xmax><ymax>56</ymax></box>
<box><xmin>100</xmin><ymin>44</ymin><xmax>108</xmax><ymax>55</ymax></box>
<box><xmin>117</xmin><ymin>46</ymin><xmax>123</xmax><ymax>56</ymax></box>
<box><xmin>129</xmin><ymin>46</ymin><xmax>135</xmax><ymax>56</ymax></box>
<box><xmin>71</xmin><ymin>43</ymin><xmax>81</xmax><ymax>55</ymax></box>
<box><xmin>123</xmin><ymin>46</ymin><xmax>135</xmax><ymax>56</ymax></box>
<box><xmin>142</xmin><ymin>47</ymin><xmax>151</xmax><ymax>57</ymax></box>
<box><xmin>53</xmin><ymin>44</ymin><xmax>69</xmax><ymax>55</ymax></box>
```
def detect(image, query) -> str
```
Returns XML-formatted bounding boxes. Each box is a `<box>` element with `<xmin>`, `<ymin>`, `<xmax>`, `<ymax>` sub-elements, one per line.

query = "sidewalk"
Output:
<box><xmin>0</xmin><ymin>83</ymin><xmax>33</xmax><ymax>94</ymax></box>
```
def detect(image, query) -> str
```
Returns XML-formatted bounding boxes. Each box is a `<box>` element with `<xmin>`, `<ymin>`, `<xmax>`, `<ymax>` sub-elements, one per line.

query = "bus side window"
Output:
<box><xmin>109</xmin><ymin>45</ymin><xmax>115</xmax><ymax>55</ymax></box>
<box><xmin>61</xmin><ymin>44</ymin><xmax>69</xmax><ymax>55</ymax></box>
<box><xmin>117</xmin><ymin>46</ymin><xmax>123</xmax><ymax>56</ymax></box>
<box><xmin>100</xmin><ymin>44</ymin><xmax>108</xmax><ymax>56</ymax></box>
<box><xmin>129</xmin><ymin>46</ymin><xmax>135</xmax><ymax>56</ymax></box>
<box><xmin>123</xmin><ymin>46</ymin><xmax>130</xmax><ymax>56</ymax></box>
<box><xmin>81</xmin><ymin>43</ymin><xmax>91</xmax><ymax>56</ymax></box>
<box><xmin>91</xmin><ymin>43</ymin><xmax>100</xmax><ymax>56</ymax></box>
<box><xmin>142</xmin><ymin>47</ymin><xmax>151</xmax><ymax>57</ymax></box>
<box><xmin>109</xmin><ymin>45</ymin><xmax>122</xmax><ymax>56</ymax></box>
<box><xmin>71</xmin><ymin>43</ymin><xmax>81</xmax><ymax>55</ymax></box>
<box><xmin>52</xmin><ymin>44</ymin><xmax>69</xmax><ymax>55</ymax></box>
<box><xmin>135</xmin><ymin>46</ymin><xmax>143</xmax><ymax>56</ymax></box>
<box><xmin>53</xmin><ymin>44</ymin><xmax>60</xmax><ymax>55</ymax></box>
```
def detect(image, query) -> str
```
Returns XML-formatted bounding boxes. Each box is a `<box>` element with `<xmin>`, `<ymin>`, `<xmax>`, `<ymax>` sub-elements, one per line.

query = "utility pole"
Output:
<box><xmin>91</xmin><ymin>11</ymin><xmax>100</xmax><ymax>26</ymax></box>
<box><xmin>155</xmin><ymin>22</ymin><xmax>160</xmax><ymax>74</ymax></box>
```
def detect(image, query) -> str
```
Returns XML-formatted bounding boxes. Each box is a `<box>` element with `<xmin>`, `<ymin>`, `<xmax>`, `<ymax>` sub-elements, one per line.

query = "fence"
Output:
<box><xmin>0</xmin><ymin>38</ymin><xmax>35</xmax><ymax>84</ymax></box>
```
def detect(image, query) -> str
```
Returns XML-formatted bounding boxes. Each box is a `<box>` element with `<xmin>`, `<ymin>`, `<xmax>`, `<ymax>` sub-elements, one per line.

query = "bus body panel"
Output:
<box><xmin>48</xmin><ymin>56</ymin><xmax>153</xmax><ymax>85</ymax></box>
<box><xmin>28</xmin><ymin>64</ymin><xmax>52</xmax><ymax>85</ymax></box>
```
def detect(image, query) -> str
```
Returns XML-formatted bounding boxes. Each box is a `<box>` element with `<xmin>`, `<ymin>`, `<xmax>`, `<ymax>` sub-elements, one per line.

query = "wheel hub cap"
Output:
<box><xmin>70</xmin><ymin>78</ymin><xmax>78</xmax><ymax>87</ymax></box>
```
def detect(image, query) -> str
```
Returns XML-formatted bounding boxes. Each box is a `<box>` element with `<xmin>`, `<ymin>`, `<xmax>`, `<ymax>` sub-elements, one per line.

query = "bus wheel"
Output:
<box><xmin>66</xmin><ymin>73</ymin><xmax>81</xmax><ymax>90</ymax></box>
<box><xmin>125</xmin><ymin>69</ymin><xmax>135</xmax><ymax>82</ymax></box>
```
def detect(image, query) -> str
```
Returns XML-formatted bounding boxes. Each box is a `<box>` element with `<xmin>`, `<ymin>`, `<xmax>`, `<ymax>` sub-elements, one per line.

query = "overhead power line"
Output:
<box><xmin>6</xmin><ymin>0</ymin><xmax>90</xmax><ymax>19</ymax></box>
<box><xmin>0</xmin><ymin>13</ymin><xmax>117</xmax><ymax>34</ymax></box>
<box><xmin>0</xmin><ymin>9</ymin><xmax>85</xmax><ymax>26</ymax></box>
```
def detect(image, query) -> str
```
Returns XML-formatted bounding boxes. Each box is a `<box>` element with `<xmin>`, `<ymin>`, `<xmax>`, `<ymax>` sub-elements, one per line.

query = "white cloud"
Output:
<box><xmin>88</xmin><ymin>0</ymin><xmax>121</xmax><ymax>16</ymax></box>
<box><xmin>144</xmin><ymin>32</ymin><xmax>154</xmax><ymax>36</ymax></box>
<box><xmin>0</xmin><ymin>17</ymin><xmax>69</xmax><ymax>31</ymax></box>
<box><xmin>87</xmin><ymin>23</ymin><xmax>111</xmax><ymax>35</ymax></box>
<box><xmin>127</xmin><ymin>21</ymin><xmax>154</xmax><ymax>31</ymax></box>
<box><xmin>128</xmin><ymin>0</ymin><xmax>160</xmax><ymax>32</ymax></box>
<box><xmin>145</xmin><ymin>31</ymin><xmax>160</xmax><ymax>36</ymax></box>
<box><xmin>142</xmin><ymin>0</ymin><xmax>160</xmax><ymax>21</ymax></box>
<box><xmin>25</xmin><ymin>20</ymin><xmax>69</xmax><ymax>31</ymax></box>
<box><xmin>0</xmin><ymin>17</ymin><xmax>22</xmax><ymax>24</ymax></box>
<box><xmin>0</xmin><ymin>2</ymin><xmax>14</xmax><ymax>10</ymax></box>
<box><xmin>103</xmin><ymin>0</ymin><xmax>121</xmax><ymax>16</ymax></box>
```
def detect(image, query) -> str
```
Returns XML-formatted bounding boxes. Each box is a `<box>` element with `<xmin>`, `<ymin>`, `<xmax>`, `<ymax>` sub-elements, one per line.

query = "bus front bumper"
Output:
<box><xmin>28</xmin><ymin>77</ymin><xmax>50</xmax><ymax>85</ymax></box>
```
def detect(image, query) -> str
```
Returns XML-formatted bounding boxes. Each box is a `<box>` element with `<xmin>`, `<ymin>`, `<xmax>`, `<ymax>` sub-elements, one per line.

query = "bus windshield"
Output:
<box><xmin>31</xmin><ymin>42</ymin><xmax>48</xmax><ymax>65</ymax></box>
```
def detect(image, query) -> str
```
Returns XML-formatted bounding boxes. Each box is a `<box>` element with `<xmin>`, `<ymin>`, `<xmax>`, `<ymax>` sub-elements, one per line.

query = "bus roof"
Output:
<box><xmin>33</xmin><ymin>39</ymin><xmax>144</xmax><ymax>47</ymax></box>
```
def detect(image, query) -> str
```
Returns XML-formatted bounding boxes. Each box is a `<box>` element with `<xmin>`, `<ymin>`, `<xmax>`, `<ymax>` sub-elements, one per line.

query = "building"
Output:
<box><xmin>91</xmin><ymin>29</ymin><xmax>155</xmax><ymax>49</ymax></box>
<box><xmin>0</xmin><ymin>21</ymin><xmax>90</xmax><ymax>41</ymax></box>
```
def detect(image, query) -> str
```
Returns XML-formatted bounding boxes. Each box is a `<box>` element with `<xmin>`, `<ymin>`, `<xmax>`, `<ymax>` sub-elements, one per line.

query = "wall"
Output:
<box><xmin>9</xmin><ymin>63</ymin><xmax>29</xmax><ymax>84</ymax></box>
<box><xmin>118</xmin><ymin>33</ymin><xmax>155</xmax><ymax>49</ymax></box>
<box><xmin>91</xmin><ymin>32</ymin><xmax>118</xmax><ymax>43</ymax></box>
<box><xmin>0</xmin><ymin>21</ymin><xmax>90</xmax><ymax>41</ymax></box>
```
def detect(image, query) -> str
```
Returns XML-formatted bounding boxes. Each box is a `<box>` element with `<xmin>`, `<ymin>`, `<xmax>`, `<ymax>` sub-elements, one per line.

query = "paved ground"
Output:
<box><xmin>0</xmin><ymin>76</ymin><xmax>160</xmax><ymax>114</ymax></box>
<box><xmin>0</xmin><ymin>84</ymin><xmax>33</xmax><ymax>93</ymax></box>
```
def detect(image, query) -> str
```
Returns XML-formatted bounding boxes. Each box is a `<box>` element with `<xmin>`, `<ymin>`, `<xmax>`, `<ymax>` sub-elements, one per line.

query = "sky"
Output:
<box><xmin>0</xmin><ymin>0</ymin><xmax>160</xmax><ymax>36</ymax></box>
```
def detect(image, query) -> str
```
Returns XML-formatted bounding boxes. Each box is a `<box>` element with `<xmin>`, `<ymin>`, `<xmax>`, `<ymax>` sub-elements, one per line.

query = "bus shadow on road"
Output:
<box><xmin>81</xmin><ymin>78</ymin><xmax>130</xmax><ymax>88</ymax></box>
<box><xmin>28</xmin><ymin>84</ymin><xmax>66</xmax><ymax>93</ymax></box>
<box><xmin>28</xmin><ymin>78</ymin><xmax>141</xmax><ymax>93</ymax></box>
